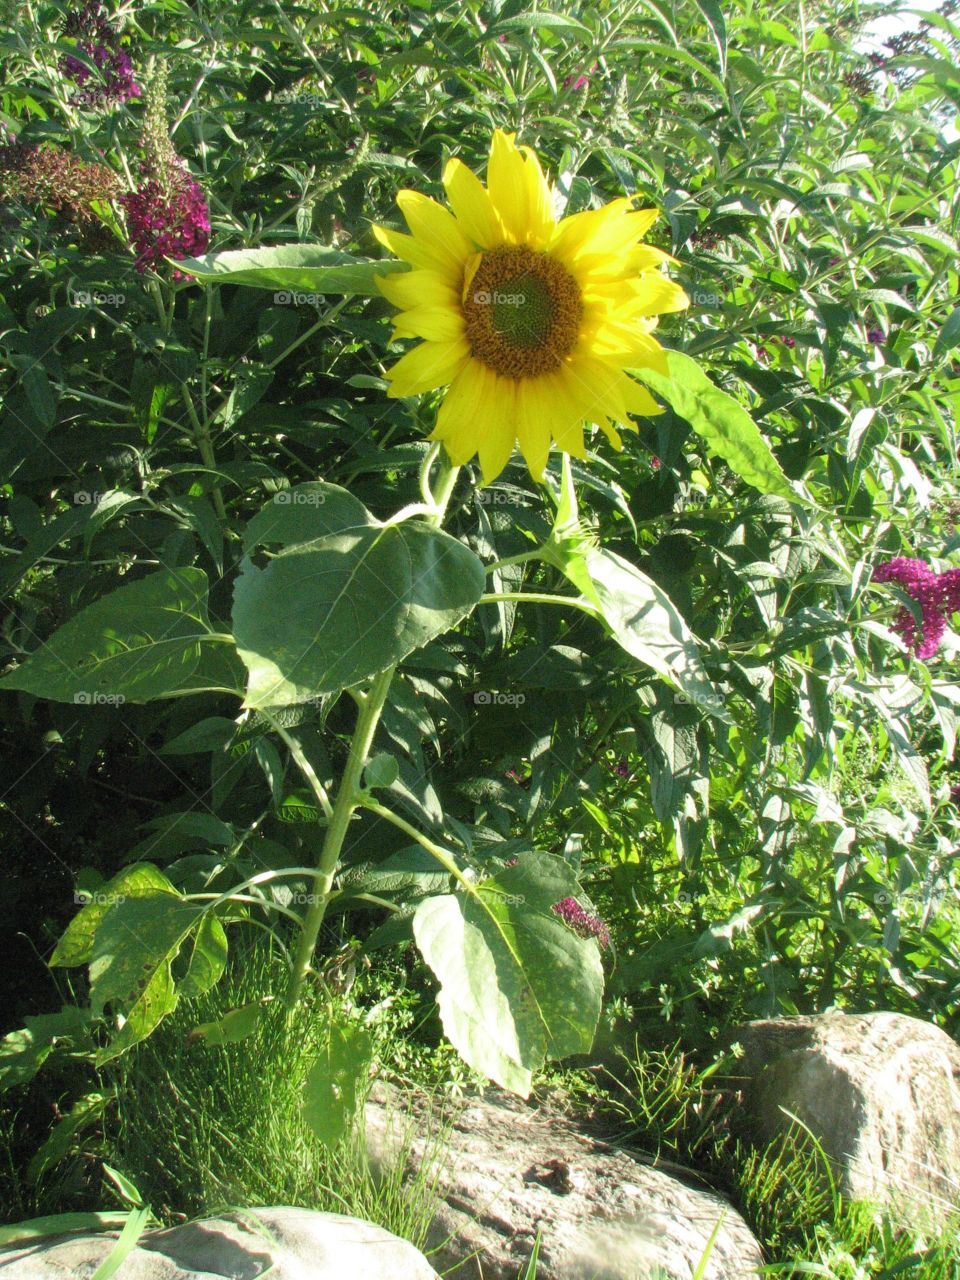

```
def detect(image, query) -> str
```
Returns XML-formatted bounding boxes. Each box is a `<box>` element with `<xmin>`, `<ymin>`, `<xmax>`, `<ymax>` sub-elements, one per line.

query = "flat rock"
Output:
<box><xmin>727</xmin><ymin>1010</ymin><xmax>960</xmax><ymax>1222</ymax></box>
<box><xmin>365</xmin><ymin>1081</ymin><xmax>762</xmax><ymax>1280</ymax></box>
<box><xmin>0</xmin><ymin>1206</ymin><xmax>439</xmax><ymax>1279</ymax></box>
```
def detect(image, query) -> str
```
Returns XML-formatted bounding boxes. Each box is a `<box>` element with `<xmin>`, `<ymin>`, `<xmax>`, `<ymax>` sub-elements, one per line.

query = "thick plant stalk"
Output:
<box><xmin>283</xmin><ymin>455</ymin><xmax>460</xmax><ymax>1009</ymax></box>
<box><xmin>284</xmin><ymin>664</ymin><xmax>395</xmax><ymax>1008</ymax></box>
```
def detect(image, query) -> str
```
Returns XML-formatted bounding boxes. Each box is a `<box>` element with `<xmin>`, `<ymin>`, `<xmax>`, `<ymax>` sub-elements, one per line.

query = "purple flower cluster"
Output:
<box><xmin>552</xmin><ymin>897</ymin><xmax>610</xmax><ymax>949</ymax></box>
<box><xmin>563</xmin><ymin>63</ymin><xmax>597</xmax><ymax>91</ymax></box>
<box><xmin>874</xmin><ymin>557</ymin><xmax>960</xmax><ymax>659</ymax></box>
<box><xmin>119</xmin><ymin>162</ymin><xmax>210</xmax><ymax>273</ymax></box>
<box><xmin>867</xmin><ymin>328</ymin><xmax>885</xmax><ymax>345</ymax></box>
<box><xmin>117</xmin><ymin>64</ymin><xmax>210</xmax><ymax>274</ymax></box>
<box><xmin>843</xmin><ymin>67</ymin><xmax>876</xmax><ymax>97</ymax></box>
<box><xmin>61</xmin><ymin>0</ymin><xmax>140</xmax><ymax>107</ymax></box>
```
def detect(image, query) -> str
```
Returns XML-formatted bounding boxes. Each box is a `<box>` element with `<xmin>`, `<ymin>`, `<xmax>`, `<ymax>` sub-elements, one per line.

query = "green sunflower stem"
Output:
<box><xmin>283</xmin><ymin>663</ymin><xmax>396</xmax><ymax>1011</ymax></box>
<box><xmin>485</xmin><ymin>549</ymin><xmax>542</xmax><ymax>574</ymax></box>
<box><xmin>358</xmin><ymin>796</ymin><xmax>474</xmax><ymax>893</ymax></box>
<box><xmin>480</xmin><ymin>590</ymin><xmax>597</xmax><ymax>613</ymax></box>
<box><xmin>283</xmin><ymin>451</ymin><xmax>460</xmax><ymax>1011</ymax></box>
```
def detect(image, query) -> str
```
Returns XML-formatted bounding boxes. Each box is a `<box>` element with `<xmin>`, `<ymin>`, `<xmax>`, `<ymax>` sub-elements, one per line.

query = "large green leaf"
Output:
<box><xmin>87</xmin><ymin>889</ymin><xmax>216</xmax><ymax>1064</ymax></box>
<box><xmin>335</xmin><ymin>846</ymin><xmax>451</xmax><ymax>908</ymax></box>
<box><xmin>0</xmin><ymin>569</ymin><xmax>219</xmax><ymax>704</ymax></box>
<box><xmin>632</xmin><ymin>350</ymin><xmax>795</xmax><ymax>499</ymax></box>
<box><xmin>176</xmin><ymin>246</ymin><xmax>408</xmax><ymax>296</ymax></box>
<box><xmin>412</xmin><ymin>852</ymin><xmax>603</xmax><ymax>1096</ymax></box>
<box><xmin>51</xmin><ymin>864</ymin><xmax>181</xmax><ymax>968</ymax></box>
<box><xmin>302</xmin><ymin>1013</ymin><xmax>374</xmax><ymax>1151</ymax></box>
<box><xmin>574</xmin><ymin>546</ymin><xmax>728</xmax><ymax>720</ymax></box>
<box><xmin>89</xmin><ymin>893</ymin><xmax>201</xmax><ymax>1014</ymax></box>
<box><xmin>243</xmin><ymin>482</ymin><xmax>375</xmax><ymax>553</ymax></box>
<box><xmin>96</xmin><ymin>965</ymin><xmax>179</xmax><ymax>1066</ymax></box>
<box><xmin>543</xmin><ymin>464</ymin><xmax>726</xmax><ymax>718</ymax></box>
<box><xmin>0</xmin><ymin>1008</ymin><xmax>92</xmax><ymax>1091</ymax></box>
<box><xmin>233</xmin><ymin>516</ymin><xmax>485</xmax><ymax>707</ymax></box>
<box><xmin>178</xmin><ymin>913</ymin><xmax>228</xmax><ymax>999</ymax></box>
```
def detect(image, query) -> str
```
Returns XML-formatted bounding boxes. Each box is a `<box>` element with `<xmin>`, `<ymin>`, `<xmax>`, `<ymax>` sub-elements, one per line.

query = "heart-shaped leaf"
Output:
<box><xmin>413</xmin><ymin>852</ymin><xmax>603</xmax><ymax>1096</ymax></box>
<box><xmin>234</xmin><ymin>510</ymin><xmax>485</xmax><ymax>707</ymax></box>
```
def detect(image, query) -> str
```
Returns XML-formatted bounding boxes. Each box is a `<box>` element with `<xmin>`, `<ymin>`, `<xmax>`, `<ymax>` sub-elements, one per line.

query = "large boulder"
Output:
<box><xmin>365</xmin><ymin>1081</ymin><xmax>763</xmax><ymax>1280</ymax></box>
<box><xmin>726</xmin><ymin>1010</ymin><xmax>960</xmax><ymax>1222</ymax></box>
<box><xmin>0</xmin><ymin>1207</ymin><xmax>439</xmax><ymax>1279</ymax></box>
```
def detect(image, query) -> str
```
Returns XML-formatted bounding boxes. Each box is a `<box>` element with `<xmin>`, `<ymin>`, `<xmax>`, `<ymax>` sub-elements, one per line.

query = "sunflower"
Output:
<box><xmin>373</xmin><ymin>129</ymin><xmax>689</xmax><ymax>484</ymax></box>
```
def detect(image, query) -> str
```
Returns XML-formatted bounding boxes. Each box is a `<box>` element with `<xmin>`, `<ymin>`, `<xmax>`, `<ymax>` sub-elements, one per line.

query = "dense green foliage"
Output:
<box><xmin>2</xmin><ymin>0</ymin><xmax>960</xmax><ymax>1272</ymax></box>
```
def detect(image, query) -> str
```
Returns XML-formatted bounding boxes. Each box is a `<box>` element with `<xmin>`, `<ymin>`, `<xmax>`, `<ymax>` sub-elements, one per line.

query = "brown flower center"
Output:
<box><xmin>462</xmin><ymin>246</ymin><xmax>582</xmax><ymax>379</ymax></box>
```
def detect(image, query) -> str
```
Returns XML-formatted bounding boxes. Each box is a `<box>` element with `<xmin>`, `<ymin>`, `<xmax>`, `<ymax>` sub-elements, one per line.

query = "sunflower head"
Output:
<box><xmin>373</xmin><ymin>130</ymin><xmax>688</xmax><ymax>485</ymax></box>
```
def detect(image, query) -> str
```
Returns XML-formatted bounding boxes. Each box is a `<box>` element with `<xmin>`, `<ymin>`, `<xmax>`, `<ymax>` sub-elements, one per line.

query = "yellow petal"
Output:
<box><xmin>580</xmin><ymin>245</ymin><xmax>676</xmax><ymax>283</ymax></box>
<box><xmin>583</xmin><ymin>275</ymin><xmax>689</xmax><ymax>317</ymax></box>
<box><xmin>631</xmin><ymin>276</ymin><xmax>689</xmax><ymax>315</ymax></box>
<box><xmin>390</xmin><ymin>305</ymin><xmax>465</xmax><ymax>342</ymax></box>
<box><xmin>563</xmin><ymin>355</ymin><xmax>631</xmax><ymax>424</ymax></box>
<box><xmin>396</xmin><ymin>191</ymin><xmax>473</xmax><ymax>271</ymax></box>
<box><xmin>514</xmin><ymin>379</ymin><xmax>552</xmax><ymax>481</ymax></box>
<box><xmin>433</xmin><ymin>363</ymin><xmax>514</xmax><ymax>476</ymax></box>
<box><xmin>534</xmin><ymin>369</ymin><xmax>587</xmax><ymax>457</ymax></box>
<box><xmin>487</xmin><ymin>130</ymin><xmax>529</xmax><ymax>244</ymax></box>
<box><xmin>443</xmin><ymin>158</ymin><xmax>504</xmax><ymax>249</ymax></box>
<box><xmin>376</xmin><ymin>269</ymin><xmax>458</xmax><ymax>310</ymax></box>
<box><xmin>587</xmin><ymin>322</ymin><xmax>669</xmax><ymax>372</ymax></box>
<box><xmin>629</xmin><ymin>245</ymin><xmax>676</xmax><ymax>271</ymax></box>
<box><xmin>547</xmin><ymin>199</ymin><xmax>631</xmax><ymax>261</ymax></box>
<box><xmin>461</xmin><ymin>251</ymin><xmax>483</xmax><ymax>304</ymax></box>
<box><xmin>372</xmin><ymin>223</ymin><xmax>460</xmax><ymax>282</ymax></box>
<box><xmin>385</xmin><ymin>339</ymin><xmax>470</xmax><ymax>397</ymax></box>
<box><xmin>622</xmin><ymin>376</ymin><xmax>664</xmax><ymax>417</ymax></box>
<box><xmin>552</xmin><ymin>417</ymin><xmax>586</xmax><ymax>457</ymax></box>
<box><xmin>478</xmin><ymin>376</ymin><xmax>518</xmax><ymax>483</ymax></box>
<box><xmin>431</xmin><ymin>358</ymin><xmax>487</xmax><ymax>445</ymax></box>
<box><xmin>517</xmin><ymin>145</ymin><xmax>556</xmax><ymax>248</ymax></box>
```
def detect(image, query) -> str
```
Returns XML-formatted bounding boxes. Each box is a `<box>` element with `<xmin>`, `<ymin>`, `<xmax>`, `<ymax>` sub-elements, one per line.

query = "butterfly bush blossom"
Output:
<box><xmin>119</xmin><ymin>69</ymin><xmax>209</xmax><ymax>274</ymax></box>
<box><xmin>120</xmin><ymin>167</ymin><xmax>210</xmax><ymax>273</ymax></box>
<box><xmin>552</xmin><ymin>897</ymin><xmax>610</xmax><ymax>949</ymax></box>
<box><xmin>563</xmin><ymin>63</ymin><xmax>597</xmax><ymax>91</ymax></box>
<box><xmin>873</xmin><ymin>557</ymin><xmax>960</xmax><ymax>659</ymax></box>
<box><xmin>61</xmin><ymin>0</ymin><xmax>141</xmax><ymax>106</ymax></box>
